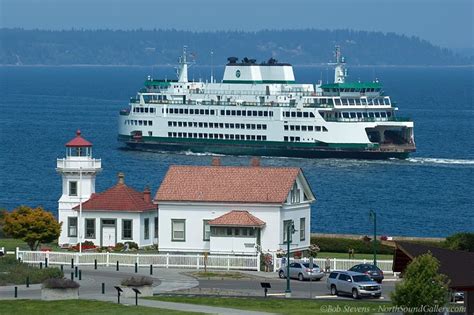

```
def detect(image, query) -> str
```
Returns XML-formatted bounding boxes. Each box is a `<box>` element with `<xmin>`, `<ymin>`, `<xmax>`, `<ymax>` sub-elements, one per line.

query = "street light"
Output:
<box><xmin>369</xmin><ymin>210</ymin><xmax>377</xmax><ymax>266</ymax></box>
<box><xmin>285</xmin><ymin>220</ymin><xmax>296</xmax><ymax>297</ymax></box>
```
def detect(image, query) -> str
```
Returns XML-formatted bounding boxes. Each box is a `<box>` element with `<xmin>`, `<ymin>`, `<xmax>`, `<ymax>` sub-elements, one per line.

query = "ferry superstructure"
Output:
<box><xmin>118</xmin><ymin>47</ymin><xmax>415</xmax><ymax>159</ymax></box>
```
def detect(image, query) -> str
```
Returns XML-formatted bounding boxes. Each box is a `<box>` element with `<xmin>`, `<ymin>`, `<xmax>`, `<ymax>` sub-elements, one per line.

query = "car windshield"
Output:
<box><xmin>353</xmin><ymin>275</ymin><xmax>372</xmax><ymax>282</ymax></box>
<box><xmin>302</xmin><ymin>263</ymin><xmax>319</xmax><ymax>268</ymax></box>
<box><xmin>366</xmin><ymin>265</ymin><xmax>381</xmax><ymax>271</ymax></box>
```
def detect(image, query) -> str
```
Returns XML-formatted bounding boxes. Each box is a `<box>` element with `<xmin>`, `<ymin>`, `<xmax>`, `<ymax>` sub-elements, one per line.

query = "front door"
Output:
<box><xmin>101</xmin><ymin>219</ymin><xmax>116</xmax><ymax>247</ymax></box>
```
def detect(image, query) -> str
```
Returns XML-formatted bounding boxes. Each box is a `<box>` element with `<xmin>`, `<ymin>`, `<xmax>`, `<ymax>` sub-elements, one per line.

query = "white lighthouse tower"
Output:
<box><xmin>57</xmin><ymin>130</ymin><xmax>101</xmax><ymax>247</ymax></box>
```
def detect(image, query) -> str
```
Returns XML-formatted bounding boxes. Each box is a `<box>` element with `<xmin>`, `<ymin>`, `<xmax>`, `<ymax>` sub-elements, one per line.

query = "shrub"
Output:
<box><xmin>121</xmin><ymin>276</ymin><xmax>153</xmax><ymax>287</ymax></box>
<box><xmin>311</xmin><ymin>236</ymin><xmax>394</xmax><ymax>255</ymax></box>
<box><xmin>43</xmin><ymin>278</ymin><xmax>80</xmax><ymax>289</ymax></box>
<box><xmin>125</xmin><ymin>241</ymin><xmax>139</xmax><ymax>250</ymax></box>
<box><xmin>444</xmin><ymin>232</ymin><xmax>474</xmax><ymax>252</ymax></box>
<box><xmin>0</xmin><ymin>256</ymin><xmax>63</xmax><ymax>285</ymax></box>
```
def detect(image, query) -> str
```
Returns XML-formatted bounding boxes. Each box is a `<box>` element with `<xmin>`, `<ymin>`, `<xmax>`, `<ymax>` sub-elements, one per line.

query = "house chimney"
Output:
<box><xmin>118</xmin><ymin>172</ymin><xmax>125</xmax><ymax>184</ymax></box>
<box><xmin>250</xmin><ymin>157</ymin><xmax>260</xmax><ymax>167</ymax></box>
<box><xmin>211</xmin><ymin>157</ymin><xmax>221</xmax><ymax>166</ymax></box>
<box><xmin>143</xmin><ymin>186</ymin><xmax>151</xmax><ymax>203</ymax></box>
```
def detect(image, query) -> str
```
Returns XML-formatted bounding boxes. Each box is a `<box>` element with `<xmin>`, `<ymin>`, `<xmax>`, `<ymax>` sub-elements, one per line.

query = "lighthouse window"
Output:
<box><xmin>69</xmin><ymin>181</ymin><xmax>78</xmax><ymax>196</ymax></box>
<box><xmin>68</xmin><ymin>217</ymin><xmax>77</xmax><ymax>237</ymax></box>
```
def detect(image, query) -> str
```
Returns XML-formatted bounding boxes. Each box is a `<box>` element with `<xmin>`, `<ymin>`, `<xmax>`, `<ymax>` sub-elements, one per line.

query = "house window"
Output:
<box><xmin>85</xmin><ymin>218</ymin><xmax>95</xmax><ymax>238</ymax></box>
<box><xmin>69</xmin><ymin>181</ymin><xmax>78</xmax><ymax>196</ymax></box>
<box><xmin>68</xmin><ymin>217</ymin><xmax>77</xmax><ymax>237</ymax></box>
<box><xmin>291</xmin><ymin>183</ymin><xmax>300</xmax><ymax>203</ymax></box>
<box><xmin>154</xmin><ymin>217</ymin><xmax>158</xmax><ymax>238</ymax></box>
<box><xmin>283</xmin><ymin>220</ymin><xmax>293</xmax><ymax>244</ymax></box>
<box><xmin>203</xmin><ymin>220</ymin><xmax>211</xmax><ymax>241</ymax></box>
<box><xmin>122</xmin><ymin>219</ymin><xmax>132</xmax><ymax>240</ymax></box>
<box><xmin>171</xmin><ymin>219</ymin><xmax>185</xmax><ymax>241</ymax></box>
<box><xmin>300</xmin><ymin>218</ymin><xmax>306</xmax><ymax>241</ymax></box>
<box><xmin>144</xmin><ymin>218</ymin><xmax>150</xmax><ymax>240</ymax></box>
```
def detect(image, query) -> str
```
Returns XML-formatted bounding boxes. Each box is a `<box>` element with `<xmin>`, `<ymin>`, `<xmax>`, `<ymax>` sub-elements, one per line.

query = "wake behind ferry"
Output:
<box><xmin>118</xmin><ymin>47</ymin><xmax>415</xmax><ymax>159</ymax></box>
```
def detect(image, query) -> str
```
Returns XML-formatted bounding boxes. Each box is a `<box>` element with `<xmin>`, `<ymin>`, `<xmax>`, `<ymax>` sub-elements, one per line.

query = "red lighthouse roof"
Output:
<box><xmin>66</xmin><ymin>130</ymin><xmax>93</xmax><ymax>147</ymax></box>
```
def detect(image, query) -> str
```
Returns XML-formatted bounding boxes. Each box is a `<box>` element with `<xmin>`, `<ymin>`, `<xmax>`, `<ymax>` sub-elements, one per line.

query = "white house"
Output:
<box><xmin>57</xmin><ymin>131</ymin><xmax>158</xmax><ymax>248</ymax></box>
<box><xmin>154</xmin><ymin>158</ymin><xmax>316</xmax><ymax>255</ymax></box>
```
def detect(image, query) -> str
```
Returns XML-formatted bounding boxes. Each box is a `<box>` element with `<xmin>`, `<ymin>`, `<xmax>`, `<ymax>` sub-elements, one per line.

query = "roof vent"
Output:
<box><xmin>211</xmin><ymin>157</ymin><xmax>221</xmax><ymax>166</ymax></box>
<box><xmin>250</xmin><ymin>157</ymin><xmax>260</xmax><ymax>167</ymax></box>
<box><xmin>118</xmin><ymin>172</ymin><xmax>125</xmax><ymax>184</ymax></box>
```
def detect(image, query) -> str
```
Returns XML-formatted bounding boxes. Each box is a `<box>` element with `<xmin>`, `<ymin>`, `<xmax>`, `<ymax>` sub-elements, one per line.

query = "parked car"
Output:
<box><xmin>451</xmin><ymin>291</ymin><xmax>464</xmax><ymax>302</ymax></box>
<box><xmin>348</xmin><ymin>264</ymin><xmax>384</xmax><ymax>283</ymax></box>
<box><xmin>278</xmin><ymin>262</ymin><xmax>325</xmax><ymax>281</ymax></box>
<box><xmin>326</xmin><ymin>271</ymin><xmax>382</xmax><ymax>299</ymax></box>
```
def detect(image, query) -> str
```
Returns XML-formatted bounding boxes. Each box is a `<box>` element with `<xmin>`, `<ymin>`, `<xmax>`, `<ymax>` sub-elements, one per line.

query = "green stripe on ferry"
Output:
<box><xmin>222</xmin><ymin>80</ymin><xmax>296</xmax><ymax>84</ymax></box>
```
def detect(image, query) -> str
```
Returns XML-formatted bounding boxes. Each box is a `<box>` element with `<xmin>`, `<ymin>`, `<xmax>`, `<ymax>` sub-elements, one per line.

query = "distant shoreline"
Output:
<box><xmin>1</xmin><ymin>64</ymin><xmax>473</xmax><ymax>68</ymax></box>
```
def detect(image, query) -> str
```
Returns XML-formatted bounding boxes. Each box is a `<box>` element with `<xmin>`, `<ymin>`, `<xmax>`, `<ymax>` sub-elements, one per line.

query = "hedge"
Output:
<box><xmin>311</xmin><ymin>236</ymin><xmax>394</xmax><ymax>255</ymax></box>
<box><xmin>0</xmin><ymin>255</ymin><xmax>63</xmax><ymax>285</ymax></box>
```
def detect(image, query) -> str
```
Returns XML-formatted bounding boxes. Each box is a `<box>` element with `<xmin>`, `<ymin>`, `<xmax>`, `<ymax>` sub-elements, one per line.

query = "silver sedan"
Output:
<box><xmin>278</xmin><ymin>262</ymin><xmax>325</xmax><ymax>281</ymax></box>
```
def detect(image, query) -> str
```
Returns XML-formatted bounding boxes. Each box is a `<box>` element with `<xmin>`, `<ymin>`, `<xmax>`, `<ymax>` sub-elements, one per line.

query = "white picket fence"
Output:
<box><xmin>274</xmin><ymin>257</ymin><xmax>394</xmax><ymax>274</ymax></box>
<box><xmin>16</xmin><ymin>249</ymin><xmax>259</xmax><ymax>271</ymax></box>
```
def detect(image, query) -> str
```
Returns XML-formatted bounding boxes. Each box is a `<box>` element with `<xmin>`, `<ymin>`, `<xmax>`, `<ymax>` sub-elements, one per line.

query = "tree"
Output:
<box><xmin>3</xmin><ymin>206</ymin><xmax>61</xmax><ymax>250</ymax></box>
<box><xmin>444</xmin><ymin>232</ymin><xmax>474</xmax><ymax>252</ymax></box>
<box><xmin>391</xmin><ymin>252</ymin><xmax>450</xmax><ymax>313</ymax></box>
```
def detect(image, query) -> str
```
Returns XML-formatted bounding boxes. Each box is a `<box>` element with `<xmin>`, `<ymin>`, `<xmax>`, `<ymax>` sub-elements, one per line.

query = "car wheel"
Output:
<box><xmin>279</xmin><ymin>270</ymin><xmax>285</xmax><ymax>279</ymax></box>
<box><xmin>298</xmin><ymin>273</ymin><xmax>304</xmax><ymax>281</ymax></box>
<box><xmin>352</xmin><ymin>289</ymin><xmax>360</xmax><ymax>299</ymax></box>
<box><xmin>374</xmin><ymin>293</ymin><xmax>381</xmax><ymax>299</ymax></box>
<box><xmin>330</xmin><ymin>285</ymin><xmax>338</xmax><ymax>296</ymax></box>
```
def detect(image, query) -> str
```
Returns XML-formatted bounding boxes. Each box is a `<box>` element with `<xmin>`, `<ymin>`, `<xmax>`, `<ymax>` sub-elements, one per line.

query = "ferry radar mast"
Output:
<box><xmin>177</xmin><ymin>46</ymin><xmax>189</xmax><ymax>83</ymax></box>
<box><xmin>331</xmin><ymin>46</ymin><xmax>347</xmax><ymax>83</ymax></box>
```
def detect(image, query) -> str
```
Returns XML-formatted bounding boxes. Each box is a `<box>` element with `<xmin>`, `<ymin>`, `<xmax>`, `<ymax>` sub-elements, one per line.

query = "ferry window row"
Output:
<box><xmin>284</xmin><ymin>125</ymin><xmax>328</xmax><ymax>132</ymax></box>
<box><xmin>167</xmin><ymin>121</ymin><xmax>267</xmax><ymax>130</ymax></box>
<box><xmin>283</xmin><ymin>111</ymin><xmax>316</xmax><ymax>118</ymax></box>
<box><xmin>284</xmin><ymin>136</ymin><xmax>301</xmax><ymax>142</ymax></box>
<box><xmin>133</xmin><ymin>107</ymin><xmax>156</xmax><ymax>113</ymax></box>
<box><xmin>338</xmin><ymin>111</ymin><xmax>392</xmax><ymax>119</ymax></box>
<box><xmin>334</xmin><ymin>98</ymin><xmax>390</xmax><ymax>106</ymax></box>
<box><xmin>168</xmin><ymin>132</ymin><xmax>267</xmax><ymax>141</ymax></box>
<box><xmin>124</xmin><ymin>120</ymin><xmax>153</xmax><ymax>126</ymax></box>
<box><xmin>326</xmin><ymin>88</ymin><xmax>381</xmax><ymax>93</ymax></box>
<box><xmin>220</xmin><ymin>109</ymin><xmax>274</xmax><ymax>117</ymax></box>
<box><xmin>166</xmin><ymin>108</ymin><xmax>216</xmax><ymax>115</ymax></box>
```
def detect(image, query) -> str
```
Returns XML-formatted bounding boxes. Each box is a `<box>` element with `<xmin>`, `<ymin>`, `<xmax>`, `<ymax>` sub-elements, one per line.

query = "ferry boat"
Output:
<box><xmin>118</xmin><ymin>47</ymin><xmax>415</xmax><ymax>159</ymax></box>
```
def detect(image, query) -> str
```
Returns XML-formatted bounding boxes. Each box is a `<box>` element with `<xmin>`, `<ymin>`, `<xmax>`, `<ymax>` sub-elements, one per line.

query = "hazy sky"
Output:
<box><xmin>1</xmin><ymin>0</ymin><xmax>473</xmax><ymax>49</ymax></box>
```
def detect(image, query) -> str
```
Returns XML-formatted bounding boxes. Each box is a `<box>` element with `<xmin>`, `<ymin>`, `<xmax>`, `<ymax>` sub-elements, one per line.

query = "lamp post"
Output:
<box><xmin>369</xmin><ymin>210</ymin><xmax>377</xmax><ymax>266</ymax></box>
<box><xmin>285</xmin><ymin>220</ymin><xmax>295</xmax><ymax>298</ymax></box>
<box><xmin>78</xmin><ymin>167</ymin><xmax>83</xmax><ymax>254</ymax></box>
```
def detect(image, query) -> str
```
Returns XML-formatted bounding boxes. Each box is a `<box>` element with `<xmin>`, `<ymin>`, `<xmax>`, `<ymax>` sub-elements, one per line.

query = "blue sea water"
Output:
<box><xmin>0</xmin><ymin>65</ymin><xmax>473</xmax><ymax>237</ymax></box>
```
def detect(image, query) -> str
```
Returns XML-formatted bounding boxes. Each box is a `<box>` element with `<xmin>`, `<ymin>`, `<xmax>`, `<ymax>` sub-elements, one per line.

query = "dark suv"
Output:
<box><xmin>326</xmin><ymin>271</ymin><xmax>382</xmax><ymax>299</ymax></box>
<box><xmin>348</xmin><ymin>264</ymin><xmax>384</xmax><ymax>283</ymax></box>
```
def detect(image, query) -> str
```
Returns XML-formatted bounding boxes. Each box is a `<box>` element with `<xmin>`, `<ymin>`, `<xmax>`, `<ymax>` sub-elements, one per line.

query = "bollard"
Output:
<box><xmin>135</xmin><ymin>262</ymin><xmax>138</xmax><ymax>273</ymax></box>
<box><xmin>75</xmin><ymin>266</ymin><xmax>78</xmax><ymax>278</ymax></box>
<box><xmin>101</xmin><ymin>282</ymin><xmax>105</xmax><ymax>294</ymax></box>
<box><xmin>150</xmin><ymin>264</ymin><xmax>153</xmax><ymax>275</ymax></box>
<box><xmin>70</xmin><ymin>272</ymin><xmax>74</xmax><ymax>281</ymax></box>
<box><xmin>14</xmin><ymin>286</ymin><xmax>18</xmax><ymax>298</ymax></box>
<box><xmin>18</xmin><ymin>257</ymin><xmax>21</xmax><ymax>263</ymax></box>
<box><xmin>39</xmin><ymin>262</ymin><xmax>43</xmax><ymax>269</ymax></box>
<box><xmin>60</xmin><ymin>264</ymin><xmax>64</xmax><ymax>272</ymax></box>
<box><xmin>116</xmin><ymin>261</ymin><xmax>119</xmax><ymax>271</ymax></box>
<box><xmin>45</xmin><ymin>257</ymin><xmax>48</xmax><ymax>268</ymax></box>
<box><xmin>79</xmin><ymin>270</ymin><xmax>82</xmax><ymax>281</ymax></box>
<box><xmin>26</xmin><ymin>276</ymin><xmax>30</xmax><ymax>288</ymax></box>
<box><xmin>71</xmin><ymin>258</ymin><xmax>74</xmax><ymax>269</ymax></box>
<box><xmin>94</xmin><ymin>259</ymin><xmax>97</xmax><ymax>270</ymax></box>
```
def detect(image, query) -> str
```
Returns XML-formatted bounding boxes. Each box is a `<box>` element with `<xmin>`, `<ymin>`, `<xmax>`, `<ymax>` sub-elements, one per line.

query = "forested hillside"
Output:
<box><xmin>0</xmin><ymin>28</ymin><xmax>469</xmax><ymax>65</ymax></box>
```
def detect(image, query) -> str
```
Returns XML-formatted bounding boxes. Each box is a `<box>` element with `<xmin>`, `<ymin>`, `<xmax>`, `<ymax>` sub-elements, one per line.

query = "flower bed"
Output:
<box><xmin>41</xmin><ymin>278</ymin><xmax>80</xmax><ymax>301</ymax></box>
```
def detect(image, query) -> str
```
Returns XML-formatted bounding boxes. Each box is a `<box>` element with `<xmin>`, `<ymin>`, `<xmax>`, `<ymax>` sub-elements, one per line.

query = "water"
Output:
<box><xmin>1</xmin><ymin>65</ymin><xmax>473</xmax><ymax>238</ymax></box>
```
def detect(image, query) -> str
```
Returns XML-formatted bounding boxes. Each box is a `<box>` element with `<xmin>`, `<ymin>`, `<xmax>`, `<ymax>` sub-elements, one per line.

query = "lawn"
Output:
<box><xmin>0</xmin><ymin>238</ymin><xmax>62</xmax><ymax>251</ymax></box>
<box><xmin>0</xmin><ymin>255</ymin><xmax>63</xmax><ymax>285</ymax></box>
<box><xmin>318</xmin><ymin>251</ymin><xmax>393</xmax><ymax>260</ymax></box>
<box><xmin>150</xmin><ymin>296</ymin><xmax>392</xmax><ymax>315</ymax></box>
<box><xmin>0</xmin><ymin>300</ymin><xmax>201</xmax><ymax>315</ymax></box>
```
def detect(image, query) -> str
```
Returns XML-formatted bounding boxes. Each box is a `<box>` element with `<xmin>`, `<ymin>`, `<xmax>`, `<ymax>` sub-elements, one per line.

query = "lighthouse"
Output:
<box><xmin>57</xmin><ymin>130</ymin><xmax>101</xmax><ymax>247</ymax></box>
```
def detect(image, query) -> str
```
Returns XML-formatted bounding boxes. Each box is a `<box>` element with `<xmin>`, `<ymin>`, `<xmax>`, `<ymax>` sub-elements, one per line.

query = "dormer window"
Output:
<box><xmin>290</xmin><ymin>183</ymin><xmax>300</xmax><ymax>204</ymax></box>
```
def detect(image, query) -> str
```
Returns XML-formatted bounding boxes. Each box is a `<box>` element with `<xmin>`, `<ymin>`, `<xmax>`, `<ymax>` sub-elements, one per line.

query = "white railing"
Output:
<box><xmin>16</xmin><ymin>249</ymin><xmax>258</xmax><ymax>271</ymax></box>
<box><xmin>274</xmin><ymin>257</ymin><xmax>393</xmax><ymax>274</ymax></box>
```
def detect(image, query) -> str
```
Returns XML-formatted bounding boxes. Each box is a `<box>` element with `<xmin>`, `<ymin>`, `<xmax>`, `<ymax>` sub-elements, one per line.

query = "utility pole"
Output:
<box><xmin>369</xmin><ymin>210</ymin><xmax>377</xmax><ymax>266</ymax></box>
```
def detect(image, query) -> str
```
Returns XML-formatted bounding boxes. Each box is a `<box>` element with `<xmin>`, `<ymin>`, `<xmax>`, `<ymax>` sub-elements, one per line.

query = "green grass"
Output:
<box><xmin>0</xmin><ymin>255</ymin><xmax>63</xmax><ymax>285</ymax></box>
<box><xmin>0</xmin><ymin>300</ymin><xmax>201</xmax><ymax>315</ymax></box>
<box><xmin>190</xmin><ymin>271</ymin><xmax>247</xmax><ymax>279</ymax></box>
<box><xmin>150</xmin><ymin>296</ymin><xmax>392</xmax><ymax>315</ymax></box>
<box><xmin>0</xmin><ymin>238</ymin><xmax>62</xmax><ymax>251</ymax></box>
<box><xmin>318</xmin><ymin>251</ymin><xmax>393</xmax><ymax>260</ymax></box>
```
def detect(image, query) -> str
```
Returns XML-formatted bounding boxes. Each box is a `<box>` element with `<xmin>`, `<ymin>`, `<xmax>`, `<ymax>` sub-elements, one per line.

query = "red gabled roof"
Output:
<box><xmin>155</xmin><ymin>165</ymin><xmax>301</xmax><ymax>204</ymax></box>
<box><xmin>209</xmin><ymin>210</ymin><xmax>265</xmax><ymax>227</ymax></box>
<box><xmin>74</xmin><ymin>180</ymin><xmax>155</xmax><ymax>212</ymax></box>
<box><xmin>66</xmin><ymin>130</ymin><xmax>93</xmax><ymax>147</ymax></box>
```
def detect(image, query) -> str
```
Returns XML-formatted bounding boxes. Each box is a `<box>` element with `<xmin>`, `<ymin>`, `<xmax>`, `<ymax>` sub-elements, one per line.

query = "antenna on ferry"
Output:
<box><xmin>330</xmin><ymin>45</ymin><xmax>347</xmax><ymax>84</ymax></box>
<box><xmin>210</xmin><ymin>50</ymin><xmax>214</xmax><ymax>84</ymax></box>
